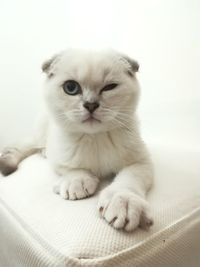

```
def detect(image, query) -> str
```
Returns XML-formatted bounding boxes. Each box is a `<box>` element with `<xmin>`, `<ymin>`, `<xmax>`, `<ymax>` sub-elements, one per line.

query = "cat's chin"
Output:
<box><xmin>82</xmin><ymin>117</ymin><xmax>101</xmax><ymax>124</ymax></box>
<box><xmin>80</xmin><ymin>122</ymin><xmax>106</xmax><ymax>134</ymax></box>
<box><xmin>67</xmin><ymin>120</ymin><xmax>110</xmax><ymax>134</ymax></box>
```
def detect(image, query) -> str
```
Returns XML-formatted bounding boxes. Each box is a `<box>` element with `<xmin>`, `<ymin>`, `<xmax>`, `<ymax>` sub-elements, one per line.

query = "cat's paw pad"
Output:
<box><xmin>0</xmin><ymin>148</ymin><xmax>20</xmax><ymax>176</ymax></box>
<box><xmin>53</xmin><ymin>173</ymin><xmax>99</xmax><ymax>200</ymax></box>
<box><xmin>98</xmin><ymin>188</ymin><xmax>153</xmax><ymax>231</ymax></box>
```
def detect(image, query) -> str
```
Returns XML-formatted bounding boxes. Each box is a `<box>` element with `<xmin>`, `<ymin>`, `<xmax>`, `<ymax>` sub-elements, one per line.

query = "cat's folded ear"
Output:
<box><xmin>123</xmin><ymin>56</ymin><xmax>139</xmax><ymax>73</ymax></box>
<box><xmin>119</xmin><ymin>53</ymin><xmax>139</xmax><ymax>77</ymax></box>
<box><xmin>125</xmin><ymin>57</ymin><xmax>139</xmax><ymax>72</ymax></box>
<box><xmin>41</xmin><ymin>54</ymin><xmax>59</xmax><ymax>77</ymax></box>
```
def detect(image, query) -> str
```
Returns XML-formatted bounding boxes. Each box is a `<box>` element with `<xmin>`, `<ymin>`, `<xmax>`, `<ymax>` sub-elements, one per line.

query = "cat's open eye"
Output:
<box><xmin>101</xmin><ymin>83</ymin><xmax>118</xmax><ymax>93</ymax></box>
<box><xmin>63</xmin><ymin>80</ymin><xmax>81</xmax><ymax>95</ymax></box>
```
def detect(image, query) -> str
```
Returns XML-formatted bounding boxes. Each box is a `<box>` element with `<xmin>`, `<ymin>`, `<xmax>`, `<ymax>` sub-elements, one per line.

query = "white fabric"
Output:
<box><xmin>0</xmin><ymin>146</ymin><xmax>200</xmax><ymax>267</ymax></box>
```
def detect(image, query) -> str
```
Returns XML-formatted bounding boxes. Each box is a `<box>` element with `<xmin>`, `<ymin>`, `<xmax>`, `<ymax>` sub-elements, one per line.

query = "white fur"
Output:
<box><xmin>0</xmin><ymin>49</ymin><xmax>153</xmax><ymax>231</ymax></box>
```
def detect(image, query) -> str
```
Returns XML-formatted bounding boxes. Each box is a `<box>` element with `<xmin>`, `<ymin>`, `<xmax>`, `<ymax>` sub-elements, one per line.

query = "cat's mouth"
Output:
<box><xmin>82</xmin><ymin>115</ymin><xmax>101</xmax><ymax>124</ymax></box>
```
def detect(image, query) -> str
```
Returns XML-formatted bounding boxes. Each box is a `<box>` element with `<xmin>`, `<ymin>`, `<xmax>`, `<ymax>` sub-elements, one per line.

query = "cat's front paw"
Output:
<box><xmin>53</xmin><ymin>171</ymin><xmax>99</xmax><ymax>200</ymax></box>
<box><xmin>98</xmin><ymin>188</ymin><xmax>153</xmax><ymax>231</ymax></box>
<box><xmin>0</xmin><ymin>148</ymin><xmax>20</xmax><ymax>176</ymax></box>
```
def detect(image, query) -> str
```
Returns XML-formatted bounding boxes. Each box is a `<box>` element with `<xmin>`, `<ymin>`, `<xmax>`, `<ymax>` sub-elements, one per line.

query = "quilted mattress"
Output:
<box><xmin>0</xmin><ymin>146</ymin><xmax>200</xmax><ymax>267</ymax></box>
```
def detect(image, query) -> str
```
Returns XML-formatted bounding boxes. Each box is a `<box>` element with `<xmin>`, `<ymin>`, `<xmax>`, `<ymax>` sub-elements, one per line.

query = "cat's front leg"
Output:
<box><xmin>98</xmin><ymin>163</ymin><xmax>153</xmax><ymax>231</ymax></box>
<box><xmin>53</xmin><ymin>169</ymin><xmax>99</xmax><ymax>200</ymax></box>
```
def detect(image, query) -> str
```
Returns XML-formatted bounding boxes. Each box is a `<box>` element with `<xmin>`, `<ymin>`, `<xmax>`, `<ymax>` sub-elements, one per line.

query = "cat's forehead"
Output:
<box><xmin>54</xmin><ymin>50</ymin><xmax>128</xmax><ymax>85</ymax></box>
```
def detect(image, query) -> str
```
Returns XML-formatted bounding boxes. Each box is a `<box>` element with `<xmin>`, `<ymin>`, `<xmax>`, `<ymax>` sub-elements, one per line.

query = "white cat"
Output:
<box><xmin>0</xmin><ymin>49</ymin><xmax>153</xmax><ymax>231</ymax></box>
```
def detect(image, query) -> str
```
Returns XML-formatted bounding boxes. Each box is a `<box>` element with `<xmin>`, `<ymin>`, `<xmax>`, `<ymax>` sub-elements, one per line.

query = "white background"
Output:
<box><xmin>0</xmin><ymin>0</ymin><xmax>199</xmax><ymax>151</ymax></box>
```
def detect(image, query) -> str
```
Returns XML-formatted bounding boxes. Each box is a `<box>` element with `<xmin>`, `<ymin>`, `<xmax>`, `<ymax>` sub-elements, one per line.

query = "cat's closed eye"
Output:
<box><xmin>101</xmin><ymin>83</ymin><xmax>118</xmax><ymax>93</ymax></box>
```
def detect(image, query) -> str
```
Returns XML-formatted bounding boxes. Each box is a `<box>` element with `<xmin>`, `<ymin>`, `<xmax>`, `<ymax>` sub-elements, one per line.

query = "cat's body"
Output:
<box><xmin>0</xmin><ymin>49</ymin><xmax>153</xmax><ymax>231</ymax></box>
<box><xmin>47</xmin><ymin>116</ymin><xmax>148</xmax><ymax>178</ymax></box>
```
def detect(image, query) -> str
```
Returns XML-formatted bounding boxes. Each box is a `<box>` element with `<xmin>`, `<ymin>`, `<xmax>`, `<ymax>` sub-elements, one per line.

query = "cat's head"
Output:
<box><xmin>42</xmin><ymin>49</ymin><xmax>140</xmax><ymax>133</ymax></box>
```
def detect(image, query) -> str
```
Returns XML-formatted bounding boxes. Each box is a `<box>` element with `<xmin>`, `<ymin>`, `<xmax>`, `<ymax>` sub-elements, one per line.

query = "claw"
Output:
<box><xmin>109</xmin><ymin>216</ymin><xmax>118</xmax><ymax>225</ymax></box>
<box><xmin>139</xmin><ymin>211</ymin><xmax>154</xmax><ymax>230</ymax></box>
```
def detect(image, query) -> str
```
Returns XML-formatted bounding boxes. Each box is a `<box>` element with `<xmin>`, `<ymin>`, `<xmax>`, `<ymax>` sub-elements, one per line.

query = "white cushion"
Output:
<box><xmin>0</xmin><ymin>146</ymin><xmax>200</xmax><ymax>267</ymax></box>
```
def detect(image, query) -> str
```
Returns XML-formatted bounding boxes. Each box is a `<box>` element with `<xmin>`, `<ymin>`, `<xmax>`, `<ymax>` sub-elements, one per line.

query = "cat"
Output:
<box><xmin>0</xmin><ymin>49</ymin><xmax>153</xmax><ymax>231</ymax></box>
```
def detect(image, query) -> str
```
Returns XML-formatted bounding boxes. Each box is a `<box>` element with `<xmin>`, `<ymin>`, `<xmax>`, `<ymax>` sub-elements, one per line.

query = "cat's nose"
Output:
<box><xmin>83</xmin><ymin>101</ymin><xmax>99</xmax><ymax>113</ymax></box>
